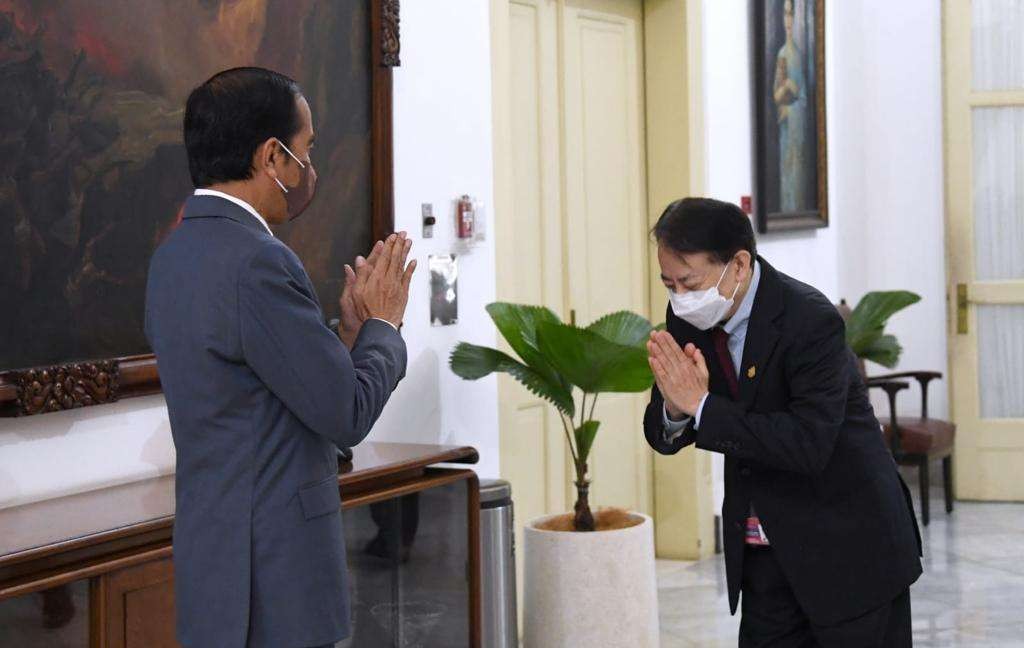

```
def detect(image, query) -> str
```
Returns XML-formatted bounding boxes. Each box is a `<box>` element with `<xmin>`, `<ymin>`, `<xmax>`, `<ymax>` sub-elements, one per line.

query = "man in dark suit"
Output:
<box><xmin>145</xmin><ymin>68</ymin><xmax>415</xmax><ymax>648</ymax></box>
<box><xmin>644</xmin><ymin>198</ymin><xmax>921</xmax><ymax>647</ymax></box>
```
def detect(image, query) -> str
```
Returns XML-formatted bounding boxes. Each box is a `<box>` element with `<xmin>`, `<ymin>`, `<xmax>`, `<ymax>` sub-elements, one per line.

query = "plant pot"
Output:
<box><xmin>522</xmin><ymin>511</ymin><xmax>659</xmax><ymax>648</ymax></box>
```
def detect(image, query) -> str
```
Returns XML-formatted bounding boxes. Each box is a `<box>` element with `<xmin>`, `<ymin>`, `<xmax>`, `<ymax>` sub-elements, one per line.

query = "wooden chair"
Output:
<box><xmin>837</xmin><ymin>300</ymin><xmax>955</xmax><ymax>526</ymax></box>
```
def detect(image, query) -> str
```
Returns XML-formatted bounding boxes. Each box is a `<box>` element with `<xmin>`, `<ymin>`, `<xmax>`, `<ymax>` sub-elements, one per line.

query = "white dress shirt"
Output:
<box><xmin>192</xmin><ymin>188</ymin><xmax>398</xmax><ymax>332</ymax></box>
<box><xmin>194</xmin><ymin>188</ymin><xmax>273</xmax><ymax>235</ymax></box>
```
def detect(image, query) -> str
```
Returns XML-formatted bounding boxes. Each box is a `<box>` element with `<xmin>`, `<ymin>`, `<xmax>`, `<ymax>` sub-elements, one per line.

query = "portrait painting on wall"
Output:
<box><xmin>751</xmin><ymin>0</ymin><xmax>828</xmax><ymax>233</ymax></box>
<box><xmin>0</xmin><ymin>1</ymin><xmax>394</xmax><ymax>404</ymax></box>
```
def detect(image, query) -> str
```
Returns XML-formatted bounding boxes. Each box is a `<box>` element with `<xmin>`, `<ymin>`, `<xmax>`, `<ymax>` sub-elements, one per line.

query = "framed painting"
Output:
<box><xmin>751</xmin><ymin>0</ymin><xmax>828</xmax><ymax>233</ymax></box>
<box><xmin>0</xmin><ymin>0</ymin><xmax>401</xmax><ymax>416</ymax></box>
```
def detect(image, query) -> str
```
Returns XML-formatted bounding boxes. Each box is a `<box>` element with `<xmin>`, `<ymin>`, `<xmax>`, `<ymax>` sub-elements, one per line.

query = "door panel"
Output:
<box><xmin>945</xmin><ymin>0</ymin><xmax>1024</xmax><ymax>501</ymax></box>
<box><xmin>971</xmin><ymin>0</ymin><xmax>1024</xmax><ymax>91</ymax></box>
<box><xmin>91</xmin><ymin>558</ymin><xmax>177</xmax><ymax>648</ymax></box>
<box><xmin>496</xmin><ymin>0</ymin><xmax>567</xmax><ymax>530</ymax></box>
<box><xmin>971</xmin><ymin>107</ymin><xmax>1024</xmax><ymax>281</ymax></box>
<box><xmin>562</xmin><ymin>0</ymin><xmax>651</xmax><ymax>513</ymax></box>
<box><xmin>976</xmin><ymin>304</ymin><xmax>1024</xmax><ymax>419</ymax></box>
<box><xmin>492</xmin><ymin>0</ymin><xmax>564</xmax><ymax>625</ymax></box>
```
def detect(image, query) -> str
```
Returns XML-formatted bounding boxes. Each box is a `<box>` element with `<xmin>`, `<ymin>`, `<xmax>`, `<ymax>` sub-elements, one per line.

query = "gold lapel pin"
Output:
<box><xmin>747</xmin><ymin>365</ymin><xmax>756</xmax><ymax>379</ymax></box>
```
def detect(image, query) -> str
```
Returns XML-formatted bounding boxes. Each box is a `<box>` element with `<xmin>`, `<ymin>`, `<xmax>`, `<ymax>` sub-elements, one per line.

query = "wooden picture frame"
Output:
<box><xmin>0</xmin><ymin>0</ymin><xmax>400</xmax><ymax>417</ymax></box>
<box><xmin>751</xmin><ymin>0</ymin><xmax>828</xmax><ymax>234</ymax></box>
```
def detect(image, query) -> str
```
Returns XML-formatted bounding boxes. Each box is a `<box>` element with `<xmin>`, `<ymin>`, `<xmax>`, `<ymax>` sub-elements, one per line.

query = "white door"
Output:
<box><xmin>561</xmin><ymin>0</ymin><xmax>652</xmax><ymax>512</ymax></box>
<box><xmin>944</xmin><ymin>0</ymin><xmax>1024</xmax><ymax>500</ymax></box>
<box><xmin>492</xmin><ymin>0</ymin><xmax>651</xmax><ymax>527</ymax></box>
<box><xmin>492</xmin><ymin>0</ymin><xmax>569</xmax><ymax>532</ymax></box>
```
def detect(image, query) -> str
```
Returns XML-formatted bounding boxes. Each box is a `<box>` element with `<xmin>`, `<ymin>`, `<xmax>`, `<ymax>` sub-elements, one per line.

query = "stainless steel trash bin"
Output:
<box><xmin>480</xmin><ymin>479</ymin><xmax>518</xmax><ymax>648</ymax></box>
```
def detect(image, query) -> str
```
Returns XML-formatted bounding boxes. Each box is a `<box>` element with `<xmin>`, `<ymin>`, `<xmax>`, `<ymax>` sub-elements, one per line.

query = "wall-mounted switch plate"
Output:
<box><xmin>422</xmin><ymin>203</ymin><xmax>436</xmax><ymax>238</ymax></box>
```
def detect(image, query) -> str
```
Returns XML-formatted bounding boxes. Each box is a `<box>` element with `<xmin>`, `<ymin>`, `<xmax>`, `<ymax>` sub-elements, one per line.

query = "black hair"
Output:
<box><xmin>184</xmin><ymin>67</ymin><xmax>303</xmax><ymax>188</ymax></box>
<box><xmin>651</xmin><ymin>197</ymin><xmax>757</xmax><ymax>263</ymax></box>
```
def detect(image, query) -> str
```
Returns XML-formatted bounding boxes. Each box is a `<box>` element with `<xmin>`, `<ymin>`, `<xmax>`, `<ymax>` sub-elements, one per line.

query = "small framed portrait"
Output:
<box><xmin>751</xmin><ymin>0</ymin><xmax>828</xmax><ymax>233</ymax></box>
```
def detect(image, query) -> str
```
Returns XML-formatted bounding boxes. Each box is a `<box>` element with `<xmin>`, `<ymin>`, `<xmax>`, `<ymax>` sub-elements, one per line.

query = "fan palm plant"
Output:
<box><xmin>449</xmin><ymin>303</ymin><xmax>657</xmax><ymax>532</ymax></box>
<box><xmin>845</xmin><ymin>290</ymin><xmax>921</xmax><ymax>368</ymax></box>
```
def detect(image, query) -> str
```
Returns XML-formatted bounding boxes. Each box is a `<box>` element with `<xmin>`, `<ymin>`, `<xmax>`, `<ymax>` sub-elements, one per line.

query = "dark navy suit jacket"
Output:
<box><xmin>145</xmin><ymin>194</ymin><xmax>406</xmax><ymax>647</ymax></box>
<box><xmin>644</xmin><ymin>258</ymin><xmax>921</xmax><ymax>626</ymax></box>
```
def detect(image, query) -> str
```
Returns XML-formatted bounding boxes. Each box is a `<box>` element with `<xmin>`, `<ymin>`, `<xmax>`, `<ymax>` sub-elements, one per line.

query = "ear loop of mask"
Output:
<box><xmin>272</xmin><ymin>139</ymin><xmax>305</xmax><ymax>194</ymax></box>
<box><xmin>714</xmin><ymin>259</ymin><xmax>742</xmax><ymax>300</ymax></box>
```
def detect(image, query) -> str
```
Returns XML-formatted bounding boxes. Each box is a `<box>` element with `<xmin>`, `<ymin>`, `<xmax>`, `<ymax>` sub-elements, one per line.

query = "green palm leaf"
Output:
<box><xmin>449</xmin><ymin>342</ymin><xmax>575</xmax><ymax>416</ymax></box>
<box><xmin>575</xmin><ymin>420</ymin><xmax>600</xmax><ymax>464</ymax></box>
<box><xmin>846</xmin><ymin>291</ymin><xmax>920</xmax><ymax>362</ymax></box>
<box><xmin>858</xmin><ymin>334</ymin><xmax>903</xmax><ymax>368</ymax></box>
<box><xmin>485</xmin><ymin>303</ymin><xmax>569</xmax><ymax>391</ymax></box>
<box><xmin>536</xmin><ymin>322</ymin><xmax>653</xmax><ymax>393</ymax></box>
<box><xmin>586</xmin><ymin>311</ymin><xmax>656</xmax><ymax>348</ymax></box>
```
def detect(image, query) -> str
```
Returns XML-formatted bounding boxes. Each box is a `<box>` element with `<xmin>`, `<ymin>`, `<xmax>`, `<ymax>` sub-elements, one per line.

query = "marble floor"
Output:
<box><xmin>657</xmin><ymin>481</ymin><xmax>1024</xmax><ymax>647</ymax></box>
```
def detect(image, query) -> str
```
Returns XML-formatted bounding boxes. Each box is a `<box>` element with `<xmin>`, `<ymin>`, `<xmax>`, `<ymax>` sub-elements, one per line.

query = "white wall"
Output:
<box><xmin>0</xmin><ymin>0</ymin><xmax>500</xmax><ymax>512</ymax></box>
<box><xmin>830</xmin><ymin>0</ymin><xmax>947</xmax><ymax>421</ymax></box>
<box><xmin>373</xmin><ymin>0</ymin><xmax>500</xmax><ymax>477</ymax></box>
<box><xmin>703</xmin><ymin>0</ymin><xmax>947</xmax><ymax>508</ymax></box>
<box><xmin>702</xmin><ymin>0</ymin><xmax>841</xmax><ymax>299</ymax></box>
<box><xmin>702</xmin><ymin>0</ymin><xmax>946</xmax><ymax>414</ymax></box>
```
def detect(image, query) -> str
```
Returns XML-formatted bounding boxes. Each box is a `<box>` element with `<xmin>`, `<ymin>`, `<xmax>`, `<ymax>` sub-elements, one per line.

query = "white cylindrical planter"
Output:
<box><xmin>523</xmin><ymin>512</ymin><xmax>659</xmax><ymax>648</ymax></box>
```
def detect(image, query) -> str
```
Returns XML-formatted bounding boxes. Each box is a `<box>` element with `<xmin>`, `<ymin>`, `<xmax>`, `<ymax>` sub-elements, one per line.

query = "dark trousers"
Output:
<box><xmin>739</xmin><ymin>547</ymin><xmax>912</xmax><ymax>648</ymax></box>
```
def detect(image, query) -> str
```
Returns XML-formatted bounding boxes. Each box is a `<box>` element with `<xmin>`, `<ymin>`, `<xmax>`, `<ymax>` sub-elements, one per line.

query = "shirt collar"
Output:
<box><xmin>723</xmin><ymin>260</ymin><xmax>761</xmax><ymax>335</ymax></box>
<box><xmin>193</xmin><ymin>189</ymin><xmax>273</xmax><ymax>236</ymax></box>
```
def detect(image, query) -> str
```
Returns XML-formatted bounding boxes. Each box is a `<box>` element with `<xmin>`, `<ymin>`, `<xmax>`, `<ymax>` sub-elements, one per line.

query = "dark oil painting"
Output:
<box><xmin>0</xmin><ymin>1</ymin><xmax>374</xmax><ymax>372</ymax></box>
<box><xmin>752</xmin><ymin>0</ymin><xmax>827</xmax><ymax>233</ymax></box>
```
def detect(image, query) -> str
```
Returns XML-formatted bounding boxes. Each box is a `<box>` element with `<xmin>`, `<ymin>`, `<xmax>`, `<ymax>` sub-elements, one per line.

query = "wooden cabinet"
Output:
<box><xmin>0</xmin><ymin>443</ymin><xmax>480</xmax><ymax>648</ymax></box>
<box><xmin>91</xmin><ymin>558</ymin><xmax>176</xmax><ymax>648</ymax></box>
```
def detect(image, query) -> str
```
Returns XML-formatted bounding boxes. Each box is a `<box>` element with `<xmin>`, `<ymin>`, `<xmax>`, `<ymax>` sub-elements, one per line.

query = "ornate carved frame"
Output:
<box><xmin>0</xmin><ymin>0</ymin><xmax>400</xmax><ymax>417</ymax></box>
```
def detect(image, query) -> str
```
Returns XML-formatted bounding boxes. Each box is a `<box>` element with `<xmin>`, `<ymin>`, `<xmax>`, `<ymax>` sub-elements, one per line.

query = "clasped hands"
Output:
<box><xmin>337</xmin><ymin>232</ymin><xmax>417</xmax><ymax>348</ymax></box>
<box><xmin>647</xmin><ymin>331</ymin><xmax>710</xmax><ymax>421</ymax></box>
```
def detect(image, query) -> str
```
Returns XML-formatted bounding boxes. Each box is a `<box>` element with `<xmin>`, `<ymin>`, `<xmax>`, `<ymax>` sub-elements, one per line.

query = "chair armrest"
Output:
<box><xmin>869</xmin><ymin>371</ymin><xmax>942</xmax><ymax>418</ymax></box>
<box><xmin>866</xmin><ymin>379</ymin><xmax>910</xmax><ymax>455</ymax></box>
<box><xmin>870</xmin><ymin>371</ymin><xmax>942</xmax><ymax>381</ymax></box>
<box><xmin>865</xmin><ymin>378</ymin><xmax>911</xmax><ymax>390</ymax></box>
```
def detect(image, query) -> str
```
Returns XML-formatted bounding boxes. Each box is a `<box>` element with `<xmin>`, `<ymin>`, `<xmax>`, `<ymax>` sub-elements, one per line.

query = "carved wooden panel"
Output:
<box><xmin>382</xmin><ymin>0</ymin><xmax>402</xmax><ymax>66</ymax></box>
<box><xmin>14</xmin><ymin>361</ymin><xmax>119</xmax><ymax>417</ymax></box>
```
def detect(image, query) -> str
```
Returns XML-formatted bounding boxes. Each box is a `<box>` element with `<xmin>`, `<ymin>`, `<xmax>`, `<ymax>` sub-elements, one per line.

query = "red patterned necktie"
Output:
<box><xmin>711</xmin><ymin>327</ymin><xmax>739</xmax><ymax>398</ymax></box>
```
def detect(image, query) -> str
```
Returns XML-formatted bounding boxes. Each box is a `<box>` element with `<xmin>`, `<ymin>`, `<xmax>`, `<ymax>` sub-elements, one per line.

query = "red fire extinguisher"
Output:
<box><xmin>456</xmin><ymin>195</ymin><xmax>475</xmax><ymax>239</ymax></box>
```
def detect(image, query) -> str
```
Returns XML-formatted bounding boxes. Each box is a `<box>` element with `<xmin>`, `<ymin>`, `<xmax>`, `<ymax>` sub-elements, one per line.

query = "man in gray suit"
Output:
<box><xmin>145</xmin><ymin>67</ymin><xmax>415</xmax><ymax>648</ymax></box>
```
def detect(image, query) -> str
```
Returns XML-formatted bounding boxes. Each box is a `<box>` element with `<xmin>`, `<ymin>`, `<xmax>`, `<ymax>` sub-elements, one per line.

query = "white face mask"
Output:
<box><xmin>668</xmin><ymin>262</ymin><xmax>740</xmax><ymax>330</ymax></box>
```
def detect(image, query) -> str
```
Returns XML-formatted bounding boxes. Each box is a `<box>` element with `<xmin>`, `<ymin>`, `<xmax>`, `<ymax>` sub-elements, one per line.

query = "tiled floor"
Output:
<box><xmin>658</xmin><ymin>483</ymin><xmax>1024</xmax><ymax>647</ymax></box>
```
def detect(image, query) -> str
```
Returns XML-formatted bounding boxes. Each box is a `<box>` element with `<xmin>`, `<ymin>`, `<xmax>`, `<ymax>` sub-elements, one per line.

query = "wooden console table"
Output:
<box><xmin>0</xmin><ymin>442</ymin><xmax>480</xmax><ymax>647</ymax></box>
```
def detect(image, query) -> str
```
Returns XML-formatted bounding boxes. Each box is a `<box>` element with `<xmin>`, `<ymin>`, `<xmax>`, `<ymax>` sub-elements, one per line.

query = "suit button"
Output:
<box><xmin>740</xmin><ymin>467</ymin><xmax>751</xmax><ymax>477</ymax></box>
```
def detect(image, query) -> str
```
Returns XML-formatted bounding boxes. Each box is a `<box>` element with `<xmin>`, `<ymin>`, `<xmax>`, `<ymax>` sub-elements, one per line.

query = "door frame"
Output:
<box><xmin>643</xmin><ymin>0</ymin><xmax>713</xmax><ymax>560</ymax></box>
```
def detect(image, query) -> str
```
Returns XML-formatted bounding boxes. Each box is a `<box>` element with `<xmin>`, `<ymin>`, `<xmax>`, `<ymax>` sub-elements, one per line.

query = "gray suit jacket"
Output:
<box><xmin>145</xmin><ymin>194</ymin><xmax>406</xmax><ymax>648</ymax></box>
